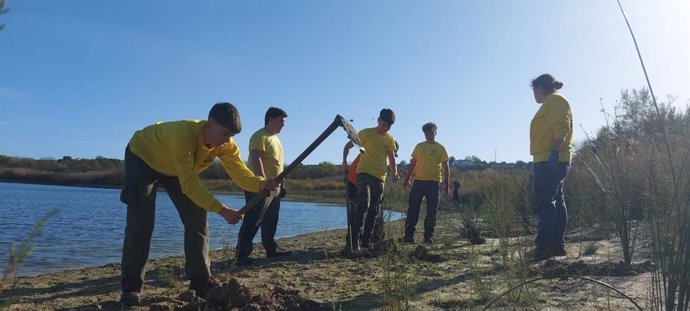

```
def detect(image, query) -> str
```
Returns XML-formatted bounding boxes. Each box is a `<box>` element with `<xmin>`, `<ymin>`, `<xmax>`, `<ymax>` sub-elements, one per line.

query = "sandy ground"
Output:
<box><xmin>0</xmin><ymin>209</ymin><xmax>654</xmax><ymax>311</ymax></box>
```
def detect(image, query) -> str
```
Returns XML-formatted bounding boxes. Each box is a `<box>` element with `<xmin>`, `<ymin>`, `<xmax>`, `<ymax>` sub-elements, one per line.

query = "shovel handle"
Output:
<box><xmin>238</xmin><ymin>115</ymin><xmax>350</xmax><ymax>215</ymax></box>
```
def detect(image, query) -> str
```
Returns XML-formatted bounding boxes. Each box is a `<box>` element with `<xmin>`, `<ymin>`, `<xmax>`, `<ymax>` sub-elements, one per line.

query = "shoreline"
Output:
<box><xmin>13</xmin><ymin>225</ymin><xmax>349</xmax><ymax>279</ymax></box>
<box><xmin>1</xmin><ymin>208</ymin><xmax>654</xmax><ymax>311</ymax></box>
<box><xmin>0</xmin><ymin>180</ymin><xmax>343</xmax><ymax>205</ymax></box>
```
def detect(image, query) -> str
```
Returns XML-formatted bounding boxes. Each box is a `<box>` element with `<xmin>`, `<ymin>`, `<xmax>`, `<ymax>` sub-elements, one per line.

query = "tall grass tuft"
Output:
<box><xmin>379</xmin><ymin>243</ymin><xmax>411</xmax><ymax>311</ymax></box>
<box><xmin>576</xmin><ymin>89</ymin><xmax>690</xmax><ymax>309</ymax></box>
<box><xmin>580</xmin><ymin>112</ymin><xmax>641</xmax><ymax>265</ymax></box>
<box><xmin>615</xmin><ymin>1</ymin><xmax>690</xmax><ymax>308</ymax></box>
<box><xmin>644</xmin><ymin>105</ymin><xmax>690</xmax><ymax>310</ymax></box>
<box><xmin>1</xmin><ymin>209</ymin><xmax>59</xmax><ymax>307</ymax></box>
<box><xmin>482</xmin><ymin>172</ymin><xmax>535</xmax><ymax>307</ymax></box>
<box><xmin>378</xmin><ymin>184</ymin><xmax>412</xmax><ymax>310</ymax></box>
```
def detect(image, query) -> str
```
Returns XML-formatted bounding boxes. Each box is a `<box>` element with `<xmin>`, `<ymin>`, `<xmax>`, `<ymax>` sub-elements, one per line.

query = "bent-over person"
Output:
<box><xmin>119</xmin><ymin>103</ymin><xmax>277</xmax><ymax>306</ymax></box>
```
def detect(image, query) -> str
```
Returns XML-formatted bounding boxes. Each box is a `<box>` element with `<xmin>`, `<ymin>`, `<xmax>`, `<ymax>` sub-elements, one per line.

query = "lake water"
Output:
<box><xmin>0</xmin><ymin>182</ymin><xmax>402</xmax><ymax>276</ymax></box>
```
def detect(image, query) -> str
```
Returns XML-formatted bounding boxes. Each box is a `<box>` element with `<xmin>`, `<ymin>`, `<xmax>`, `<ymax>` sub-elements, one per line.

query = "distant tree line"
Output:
<box><xmin>0</xmin><ymin>152</ymin><xmax>532</xmax><ymax>188</ymax></box>
<box><xmin>0</xmin><ymin>155</ymin><xmax>124</xmax><ymax>187</ymax></box>
<box><xmin>0</xmin><ymin>155</ymin><xmax>348</xmax><ymax>187</ymax></box>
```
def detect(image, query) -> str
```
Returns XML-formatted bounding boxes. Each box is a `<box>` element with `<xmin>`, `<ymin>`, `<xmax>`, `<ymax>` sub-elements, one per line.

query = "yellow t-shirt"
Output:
<box><xmin>356</xmin><ymin>127</ymin><xmax>396</xmax><ymax>181</ymax></box>
<box><xmin>530</xmin><ymin>93</ymin><xmax>573</xmax><ymax>162</ymax></box>
<box><xmin>247</xmin><ymin>128</ymin><xmax>284</xmax><ymax>178</ymax></box>
<box><xmin>411</xmin><ymin>142</ymin><xmax>449</xmax><ymax>182</ymax></box>
<box><xmin>128</xmin><ymin>120</ymin><xmax>264</xmax><ymax>213</ymax></box>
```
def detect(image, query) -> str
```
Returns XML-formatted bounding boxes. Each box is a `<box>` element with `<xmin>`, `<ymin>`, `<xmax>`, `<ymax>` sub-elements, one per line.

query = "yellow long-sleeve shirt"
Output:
<box><xmin>128</xmin><ymin>120</ymin><xmax>264</xmax><ymax>213</ymax></box>
<box><xmin>530</xmin><ymin>93</ymin><xmax>573</xmax><ymax>162</ymax></box>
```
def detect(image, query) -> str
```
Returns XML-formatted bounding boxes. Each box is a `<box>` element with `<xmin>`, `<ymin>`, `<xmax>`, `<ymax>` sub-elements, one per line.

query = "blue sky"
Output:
<box><xmin>1</xmin><ymin>0</ymin><xmax>688</xmax><ymax>164</ymax></box>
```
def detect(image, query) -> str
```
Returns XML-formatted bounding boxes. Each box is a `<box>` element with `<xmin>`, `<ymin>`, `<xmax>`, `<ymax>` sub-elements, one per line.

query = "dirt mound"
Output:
<box><xmin>409</xmin><ymin>246</ymin><xmax>446</xmax><ymax>263</ymax></box>
<box><xmin>540</xmin><ymin>260</ymin><xmax>655</xmax><ymax>277</ymax></box>
<box><xmin>146</xmin><ymin>278</ymin><xmax>332</xmax><ymax>311</ymax></box>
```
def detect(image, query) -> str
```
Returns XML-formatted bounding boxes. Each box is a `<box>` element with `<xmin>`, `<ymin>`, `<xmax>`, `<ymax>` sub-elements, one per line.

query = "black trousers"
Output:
<box><xmin>235</xmin><ymin>190</ymin><xmax>280</xmax><ymax>258</ymax></box>
<box><xmin>120</xmin><ymin>146</ymin><xmax>210</xmax><ymax>292</ymax></box>
<box><xmin>404</xmin><ymin>180</ymin><xmax>440</xmax><ymax>240</ymax></box>
<box><xmin>352</xmin><ymin>173</ymin><xmax>385</xmax><ymax>246</ymax></box>
<box><xmin>533</xmin><ymin>161</ymin><xmax>570</xmax><ymax>248</ymax></box>
<box><xmin>344</xmin><ymin>181</ymin><xmax>385</xmax><ymax>246</ymax></box>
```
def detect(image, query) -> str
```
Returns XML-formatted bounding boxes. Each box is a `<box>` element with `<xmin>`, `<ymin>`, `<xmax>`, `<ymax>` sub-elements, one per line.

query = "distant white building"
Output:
<box><xmin>451</xmin><ymin>159</ymin><xmax>487</xmax><ymax>170</ymax></box>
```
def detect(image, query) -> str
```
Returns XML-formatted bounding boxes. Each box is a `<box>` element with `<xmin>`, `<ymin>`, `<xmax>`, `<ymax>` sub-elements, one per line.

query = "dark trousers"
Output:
<box><xmin>344</xmin><ymin>181</ymin><xmax>385</xmax><ymax>246</ymax></box>
<box><xmin>452</xmin><ymin>189</ymin><xmax>460</xmax><ymax>202</ymax></box>
<box><xmin>404</xmin><ymin>180</ymin><xmax>440</xmax><ymax>239</ymax></box>
<box><xmin>353</xmin><ymin>173</ymin><xmax>385</xmax><ymax>246</ymax></box>
<box><xmin>235</xmin><ymin>190</ymin><xmax>280</xmax><ymax>258</ymax></box>
<box><xmin>533</xmin><ymin>161</ymin><xmax>570</xmax><ymax>248</ymax></box>
<box><xmin>120</xmin><ymin>146</ymin><xmax>210</xmax><ymax>292</ymax></box>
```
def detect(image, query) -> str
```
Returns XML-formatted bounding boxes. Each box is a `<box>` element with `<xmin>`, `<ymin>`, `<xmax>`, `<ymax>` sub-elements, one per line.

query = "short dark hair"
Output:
<box><xmin>531</xmin><ymin>74</ymin><xmax>564</xmax><ymax>94</ymax></box>
<box><xmin>265</xmin><ymin>107</ymin><xmax>288</xmax><ymax>125</ymax></box>
<box><xmin>422</xmin><ymin>122</ymin><xmax>437</xmax><ymax>133</ymax></box>
<box><xmin>209</xmin><ymin>103</ymin><xmax>242</xmax><ymax>134</ymax></box>
<box><xmin>379</xmin><ymin>108</ymin><xmax>395</xmax><ymax>125</ymax></box>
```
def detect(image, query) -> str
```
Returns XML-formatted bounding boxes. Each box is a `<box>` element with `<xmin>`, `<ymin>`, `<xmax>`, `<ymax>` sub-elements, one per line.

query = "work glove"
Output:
<box><xmin>547</xmin><ymin>150</ymin><xmax>559</xmax><ymax>175</ymax></box>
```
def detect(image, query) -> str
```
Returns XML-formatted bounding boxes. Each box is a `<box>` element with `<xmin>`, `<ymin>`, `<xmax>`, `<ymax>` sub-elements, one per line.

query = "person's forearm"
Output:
<box><xmin>251</xmin><ymin>154</ymin><xmax>266</xmax><ymax>178</ymax></box>
<box><xmin>442</xmin><ymin>162</ymin><xmax>450</xmax><ymax>184</ymax></box>
<box><xmin>388</xmin><ymin>154</ymin><xmax>398</xmax><ymax>175</ymax></box>
<box><xmin>342</xmin><ymin>143</ymin><xmax>352</xmax><ymax>165</ymax></box>
<box><xmin>551</xmin><ymin>139</ymin><xmax>564</xmax><ymax>152</ymax></box>
<box><xmin>405</xmin><ymin>160</ymin><xmax>417</xmax><ymax>181</ymax></box>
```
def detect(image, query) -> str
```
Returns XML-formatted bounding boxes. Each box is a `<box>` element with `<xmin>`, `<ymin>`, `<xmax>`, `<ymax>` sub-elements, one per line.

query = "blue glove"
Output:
<box><xmin>547</xmin><ymin>151</ymin><xmax>559</xmax><ymax>174</ymax></box>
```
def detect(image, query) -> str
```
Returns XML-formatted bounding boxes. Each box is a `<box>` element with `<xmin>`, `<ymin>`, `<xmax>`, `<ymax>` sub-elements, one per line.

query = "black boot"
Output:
<box><xmin>530</xmin><ymin>245</ymin><xmax>554</xmax><ymax>262</ymax></box>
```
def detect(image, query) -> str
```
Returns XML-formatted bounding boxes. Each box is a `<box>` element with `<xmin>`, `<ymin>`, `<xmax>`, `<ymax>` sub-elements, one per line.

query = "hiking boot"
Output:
<box><xmin>530</xmin><ymin>246</ymin><xmax>554</xmax><ymax>262</ymax></box>
<box><xmin>236</xmin><ymin>256</ymin><xmax>254</xmax><ymax>266</ymax></box>
<box><xmin>339</xmin><ymin>243</ymin><xmax>360</xmax><ymax>257</ymax></box>
<box><xmin>402</xmin><ymin>236</ymin><xmax>415</xmax><ymax>244</ymax></box>
<box><xmin>189</xmin><ymin>276</ymin><xmax>220</xmax><ymax>299</ymax></box>
<box><xmin>266</xmin><ymin>250</ymin><xmax>293</xmax><ymax>258</ymax></box>
<box><xmin>120</xmin><ymin>290</ymin><xmax>141</xmax><ymax>307</ymax></box>
<box><xmin>423</xmin><ymin>237</ymin><xmax>434</xmax><ymax>244</ymax></box>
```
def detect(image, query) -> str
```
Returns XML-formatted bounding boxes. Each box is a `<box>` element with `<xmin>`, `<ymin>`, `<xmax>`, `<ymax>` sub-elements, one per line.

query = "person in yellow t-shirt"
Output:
<box><xmin>529</xmin><ymin>74</ymin><xmax>573</xmax><ymax>261</ymax></box>
<box><xmin>340</xmin><ymin>140</ymin><xmax>399</xmax><ymax>255</ymax></box>
<box><xmin>402</xmin><ymin>122</ymin><xmax>450</xmax><ymax>244</ymax></box>
<box><xmin>342</xmin><ymin>108</ymin><xmax>399</xmax><ymax>252</ymax></box>
<box><xmin>119</xmin><ymin>103</ymin><xmax>278</xmax><ymax>306</ymax></box>
<box><xmin>235</xmin><ymin>107</ymin><xmax>291</xmax><ymax>266</ymax></box>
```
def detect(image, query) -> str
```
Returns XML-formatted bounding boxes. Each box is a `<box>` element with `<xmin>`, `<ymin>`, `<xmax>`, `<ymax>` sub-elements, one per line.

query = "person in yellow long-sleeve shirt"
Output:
<box><xmin>529</xmin><ymin>74</ymin><xmax>573</xmax><ymax>261</ymax></box>
<box><xmin>119</xmin><ymin>103</ymin><xmax>277</xmax><ymax>306</ymax></box>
